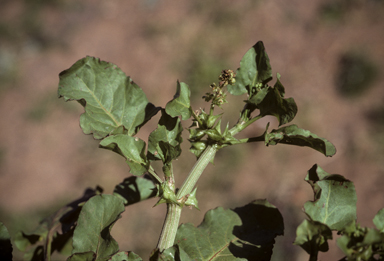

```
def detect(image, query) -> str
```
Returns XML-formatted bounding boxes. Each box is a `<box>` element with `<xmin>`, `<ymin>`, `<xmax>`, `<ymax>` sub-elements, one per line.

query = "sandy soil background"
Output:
<box><xmin>1</xmin><ymin>0</ymin><xmax>384</xmax><ymax>260</ymax></box>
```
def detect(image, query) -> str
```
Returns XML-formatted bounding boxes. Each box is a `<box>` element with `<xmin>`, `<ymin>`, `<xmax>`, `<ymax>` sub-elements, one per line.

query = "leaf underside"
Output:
<box><xmin>304</xmin><ymin>165</ymin><xmax>357</xmax><ymax>231</ymax></box>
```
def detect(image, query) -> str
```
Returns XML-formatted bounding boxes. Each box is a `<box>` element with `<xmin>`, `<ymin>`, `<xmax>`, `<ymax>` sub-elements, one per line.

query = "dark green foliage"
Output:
<box><xmin>4</xmin><ymin>41</ymin><xmax>382</xmax><ymax>261</ymax></box>
<box><xmin>173</xmin><ymin>200</ymin><xmax>283</xmax><ymax>260</ymax></box>
<box><xmin>14</xmin><ymin>187</ymin><xmax>102</xmax><ymax>261</ymax></box>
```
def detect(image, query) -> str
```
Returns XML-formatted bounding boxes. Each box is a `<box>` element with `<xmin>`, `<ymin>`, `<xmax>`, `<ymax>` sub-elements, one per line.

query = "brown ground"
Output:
<box><xmin>1</xmin><ymin>0</ymin><xmax>384</xmax><ymax>260</ymax></box>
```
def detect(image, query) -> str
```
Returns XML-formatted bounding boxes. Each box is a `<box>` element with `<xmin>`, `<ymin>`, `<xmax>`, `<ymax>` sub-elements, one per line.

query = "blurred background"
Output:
<box><xmin>0</xmin><ymin>0</ymin><xmax>383</xmax><ymax>260</ymax></box>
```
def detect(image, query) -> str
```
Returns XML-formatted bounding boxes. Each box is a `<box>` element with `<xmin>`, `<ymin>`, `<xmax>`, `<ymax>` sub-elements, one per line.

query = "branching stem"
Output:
<box><xmin>177</xmin><ymin>145</ymin><xmax>217</xmax><ymax>199</ymax></box>
<box><xmin>156</xmin><ymin>145</ymin><xmax>218</xmax><ymax>251</ymax></box>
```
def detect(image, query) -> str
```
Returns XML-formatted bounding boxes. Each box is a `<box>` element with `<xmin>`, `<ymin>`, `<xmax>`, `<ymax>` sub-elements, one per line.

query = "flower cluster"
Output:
<box><xmin>203</xmin><ymin>69</ymin><xmax>236</xmax><ymax>107</ymax></box>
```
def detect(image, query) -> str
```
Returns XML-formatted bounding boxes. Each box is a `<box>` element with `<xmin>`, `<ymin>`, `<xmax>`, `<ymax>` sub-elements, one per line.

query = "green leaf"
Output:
<box><xmin>58</xmin><ymin>56</ymin><xmax>160</xmax><ymax>139</ymax></box>
<box><xmin>148</xmin><ymin>110</ymin><xmax>183</xmax><ymax>164</ymax></box>
<box><xmin>256</xmin><ymin>76</ymin><xmax>298</xmax><ymax>126</ymax></box>
<box><xmin>362</xmin><ymin>228</ymin><xmax>383</xmax><ymax>245</ymax></box>
<box><xmin>228</xmin><ymin>41</ymin><xmax>272</xmax><ymax>96</ymax></box>
<box><xmin>184</xmin><ymin>187</ymin><xmax>199</xmax><ymax>210</ymax></box>
<box><xmin>246</xmin><ymin>87</ymin><xmax>269</xmax><ymax>107</ymax></box>
<box><xmin>165</xmin><ymin>81</ymin><xmax>191</xmax><ymax>120</ymax></box>
<box><xmin>189</xmin><ymin>140</ymin><xmax>207</xmax><ymax>158</ymax></box>
<box><xmin>150</xmin><ymin>245</ymin><xmax>192</xmax><ymax>261</ymax></box>
<box><xmin>99</xmin><ymin>134</ymin><xmax>149</xmax><ymax>175</ymax></box>
<box><xmin>15</xmin><ymin>187</ymin><xmax>102</xmax><ymax>261</ymax></box>
<box><xmin>71</xmin><ymin>194</ymin><xmax>125</xmax><ymax>261</ymax></box>
<box><xmin>67</xmin><ymin>251</ymin><xmax>96</xmax><ymax>261</ymax></box>
<box><xmin>0</xmin><ymin>222</ymin><xmax>12</xmax><ymax>261</ymax></box>
<box><xmin>304</xmin><ymin>165</ymin><xmax>357</xmax><ymax>231</ymax></box>
<box><xmin>293</xmin><ymin>219</ymin><xmax>332</xmax><ymax>256</ymax></box>
<box><xmin>265</xmin><ymin>124</ymin><xmax>336</xmax><ymax>157</ymax></box>
<box><xmin>110</xmin><ymin>251</ymin><xmax>143</xmax><ymax>261</ymax></box>
<box><xmin>336</xmin><ymin>221</ymin><xmax>384</xmax><ymax>260</ymax></box>
<box><xmin>113</xmin><ymin>175</ymin><xmax>157</xmax><ymax>206</ymax></box>
<box><xmin>175</xmin><ymin>199</ymin><xmax>283</xmax><ymax>260</ymax></box>
<box><xmin>373</xmin><ymin>208</ymin><xmax>384</xmax><ymax>232</ymax></box>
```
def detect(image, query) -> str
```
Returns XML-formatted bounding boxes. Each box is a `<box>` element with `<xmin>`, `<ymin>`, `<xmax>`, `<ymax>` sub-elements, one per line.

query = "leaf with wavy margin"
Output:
<box><xmin>265</xmin><ymin>124</ymin><xmax>336</xmax><ymax>157</ymax></box>
<box><xmin>175</xmin><ymin>200</ymin><xmax>283</xmax><ymax>260</ymax></box>
<box><xmin>304</xmin><ymin>165</ymin><xmax>357</xmax><ymax>231</ymax></box>
<box><xmin>165</xmin><ymin>81</ymin><xmax>191</xmax><ymax>120</ymax></box>
<box><xmin>58</xmin><ymin>56</ymin><xmax>160</xmax><ymax>139</ymax></box>
<box><xmin>99</xmin><ymin>134</ymin><xmax>148</xmax><ymax>175</ymax></box>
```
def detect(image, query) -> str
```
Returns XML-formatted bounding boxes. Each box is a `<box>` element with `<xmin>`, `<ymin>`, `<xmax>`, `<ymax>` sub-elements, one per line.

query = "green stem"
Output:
<box><xmin>222</xmin><ymin>135</ymin><xmax>265</xmax><ymax>147</ymax></box>
<box><xmin>45</xmin><ymin>241</ymin><xmax>51</xmax><ymax>261</ymax></box>
<box><xmin>45</xmin><ymin>229</ymin><xmax>52</xmax><ymax>261</ymax></box>
<box><xmin>156</xmin><ymin>203</ymin><xmax>182</xmax><ymax>251</ymax></box>
<box><xmin>156</xmin><ymin>145</ymin><xmax>218</xmax><ymax>251</ymax></box>
<box><xmin>209</xmin><ymin>104</ymin><xmax>214</xmax><ymax>116</ymax></box>
<box><xmin>229</xmin><ymin>114</ymin><xmax>264</xmax><ymax>136</ymax></box>
<box><xmin>177</xmin><ymin>145</ymin><xmax>217</xmax><ymax>198</ymax></box>
<box><xmin>148</xmin><ymin>166</ymin><xmax>163</xmax><ymax>184</ymax></box>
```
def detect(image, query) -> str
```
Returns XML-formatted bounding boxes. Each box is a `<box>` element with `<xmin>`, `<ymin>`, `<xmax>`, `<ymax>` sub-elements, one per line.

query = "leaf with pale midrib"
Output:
<box><xmin>304</xmin><ymin>165</ymin><xmax>357</xmax><ymax>231</ymax></box>
<box><xmin>58</xmin><ymin>56</ymin><xmax>160</xmax><ymax>139</ymax></box>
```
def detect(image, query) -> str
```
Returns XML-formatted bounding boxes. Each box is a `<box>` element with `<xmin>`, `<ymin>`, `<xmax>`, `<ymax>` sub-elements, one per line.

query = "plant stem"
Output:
<box><xmin>156</xmin><ymin>145</ymin><xmax>218</xmax><ymax>251</ymax></box>
<box><xmin>45</xmin><ymin>236</ymin><xmax>52</xmax><ymax>261</ymax></box>
<box><xmin>229</xmin><ymin>114</ymin><xmax>264</xmax><ymax>136</ymax></box>
<box><xmin>148</xmin><ymin>166</ymin><xmax>163</xmax><ymax>184</ymax></box>
<box><xmin>221</xmin><ymin>136</ymin><xmax>265</xmax><ymax>147</ymax></box>
<box><xmin>156</xmin><ymin>203</ymin><xmax>182</xmax><ymax>251</ymax></box>
<box><xmin>309</xmin><ymin>251</ymin><xmax>318</xmax><ymax>261</ymax></box>
<box><xmin>177</xmin><ymin>145</ymin><xmax>217</xmax><ymax>199</ymax></box>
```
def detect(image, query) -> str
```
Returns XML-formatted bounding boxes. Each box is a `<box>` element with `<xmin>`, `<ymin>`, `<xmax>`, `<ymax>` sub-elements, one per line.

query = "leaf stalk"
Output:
<box><xmin>148</xmin><ymin>166</ymin><xmax>163</xmax><ymax>184</ymax></box>
<box><xmin>229</xmin><ymin>114</ymin><xmax>264</xmax><ymax>136</ymax></box>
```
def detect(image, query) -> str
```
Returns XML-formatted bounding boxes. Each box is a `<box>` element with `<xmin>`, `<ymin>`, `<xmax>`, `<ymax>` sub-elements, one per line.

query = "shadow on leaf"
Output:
<box><xmin>230</xmin><ymin>199</ymin><xmax>284</xmax><ymax>260</ymax></box>
<box><xmin>113</xmin><ymin>175</ymin><xmax>157</xmax><ymax>206</ymax></box>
